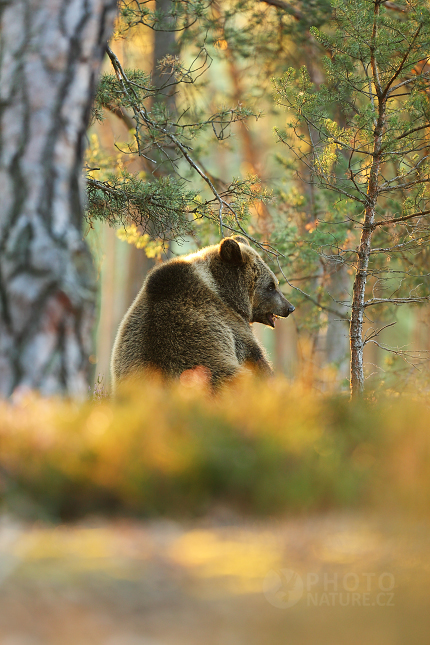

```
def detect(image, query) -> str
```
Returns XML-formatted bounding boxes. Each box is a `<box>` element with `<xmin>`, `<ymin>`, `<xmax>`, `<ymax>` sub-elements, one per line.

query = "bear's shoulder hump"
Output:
<box><xmin>145</xmin><ymin>260</ymin><xmax>196</xmax><ymax>301</ymax></box>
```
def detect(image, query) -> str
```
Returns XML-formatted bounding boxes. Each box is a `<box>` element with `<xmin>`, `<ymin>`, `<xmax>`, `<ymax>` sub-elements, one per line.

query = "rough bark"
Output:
<box><xmin>0</xmin><ymin>0</ymin><xmax>117</xmax><ymax>397</ymax></box>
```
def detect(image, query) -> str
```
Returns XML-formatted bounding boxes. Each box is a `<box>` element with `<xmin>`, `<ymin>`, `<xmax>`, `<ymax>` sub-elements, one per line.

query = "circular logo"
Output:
<box><xmin>263</xmin><ymin>569</ymin><xmax>304</xmax><ymax>608</ymax></box>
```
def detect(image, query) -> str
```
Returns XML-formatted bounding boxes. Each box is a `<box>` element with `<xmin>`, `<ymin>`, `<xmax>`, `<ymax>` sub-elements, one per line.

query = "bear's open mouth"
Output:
<box><xmin>266</xmin><ymin>313</ymin><xmax>276</xmax><ymax>328</ymax></box>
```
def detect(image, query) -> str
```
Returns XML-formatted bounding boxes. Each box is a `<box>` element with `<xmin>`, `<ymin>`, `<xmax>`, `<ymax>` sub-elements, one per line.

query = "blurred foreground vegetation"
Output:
<box><xmin>0</xmin><ymin>376</ymin><xmax>429</xmax><ymax>521</ymax></box>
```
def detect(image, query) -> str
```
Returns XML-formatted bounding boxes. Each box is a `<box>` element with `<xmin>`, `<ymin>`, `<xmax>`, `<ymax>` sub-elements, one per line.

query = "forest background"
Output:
<box><xmin>87</xmin><ymin>0</ymin><xmax>430</xmax><ymax>397</ymax></box>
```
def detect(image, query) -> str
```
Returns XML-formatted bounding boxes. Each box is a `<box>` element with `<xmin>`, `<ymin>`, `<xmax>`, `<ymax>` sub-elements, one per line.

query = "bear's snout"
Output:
<box><xmin>273</xmin><ymin>290</ymin><xmax>295</xmax><ymax>317</ymax></box>
<box><xmin>278</xmin><ymin>297</ymin><xmax>295</xmax><ymax>319</ymax></box>
<box><xmin>268</xmin><ymin>291</ymin><xmax>295</xmax><ymax>327</ymax></box>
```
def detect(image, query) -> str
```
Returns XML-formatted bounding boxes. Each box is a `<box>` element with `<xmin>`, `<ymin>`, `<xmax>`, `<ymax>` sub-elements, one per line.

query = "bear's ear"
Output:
<box><xmin>219</xmin><ymin>238</ymin><xmax>244</xmax><ymax>266</ymax></box>
<box><xmin>231</xmin><ymin>235</ymin><xmax>250</xmax><ymax>246</ymax></box>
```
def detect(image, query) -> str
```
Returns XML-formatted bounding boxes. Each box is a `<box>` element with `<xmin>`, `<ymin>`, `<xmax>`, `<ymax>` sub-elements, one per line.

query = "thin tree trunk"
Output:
<box><xmin>350</xmin><ymin>2</ymin><xmax>385</xmax><ymax>397</ymax></box>
<box><xmin>0</xmin><ymin>0</ymin><xmax>116</xmax><ymax>397</ymax></box>
<box><xmin>152</xmin><ymin>0</ymin><xmax>177</xmax><ymax>115</ymax></box>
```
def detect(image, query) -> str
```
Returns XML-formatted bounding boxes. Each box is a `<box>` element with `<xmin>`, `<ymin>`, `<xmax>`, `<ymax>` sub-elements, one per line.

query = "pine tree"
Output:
<box><xmin>86</xmin><ymin>1</ymin><xmax>264</xmax><ymax>246</ymax></box>
<box><xmin>274</xmin><ymin>0</ymin><xmax>430</xmax><ymax>396</ymax></box>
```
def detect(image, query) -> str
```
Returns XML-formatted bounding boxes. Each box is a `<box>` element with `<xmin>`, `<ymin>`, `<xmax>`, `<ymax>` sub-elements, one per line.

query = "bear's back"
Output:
<box><xmin>111</xmin><ymin>255</ymin><xmax>239</xmax><ymax>385</ymax></box>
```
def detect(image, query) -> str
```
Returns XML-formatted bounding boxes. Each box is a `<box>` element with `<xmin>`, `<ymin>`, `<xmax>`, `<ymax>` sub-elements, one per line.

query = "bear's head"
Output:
<box><xmin>217</xmin><ymin>236</ymin><xmax>295</xmax><ymax>327</ymax></box>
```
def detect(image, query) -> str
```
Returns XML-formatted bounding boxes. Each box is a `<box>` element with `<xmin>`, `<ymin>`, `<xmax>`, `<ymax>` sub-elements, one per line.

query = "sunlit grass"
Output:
<box><xmin>0</xmin><ymin>375</ymin><xmax>429</xmax><ymax>520</ymax></box>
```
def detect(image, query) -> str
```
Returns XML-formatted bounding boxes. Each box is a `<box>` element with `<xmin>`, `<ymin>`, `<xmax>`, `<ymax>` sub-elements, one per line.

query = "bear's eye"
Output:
<box><xmin>268</xmin><ymin>282</ymin><xmax>275</xmax><ymax>291</ymax></box>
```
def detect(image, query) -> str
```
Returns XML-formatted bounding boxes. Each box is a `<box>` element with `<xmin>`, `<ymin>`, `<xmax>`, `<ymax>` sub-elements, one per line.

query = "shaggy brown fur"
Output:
<box><xmin>111</xmin><ymin>236</ymin><xmax>294</xmax><ymax>390</ymax></box>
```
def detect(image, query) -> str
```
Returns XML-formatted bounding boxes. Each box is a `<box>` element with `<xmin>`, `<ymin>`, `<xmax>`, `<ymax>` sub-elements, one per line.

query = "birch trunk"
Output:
<box><xmin>0</xmin><ymin>0</ymin><xmax>116</xmax><ymax>397</ymax></box>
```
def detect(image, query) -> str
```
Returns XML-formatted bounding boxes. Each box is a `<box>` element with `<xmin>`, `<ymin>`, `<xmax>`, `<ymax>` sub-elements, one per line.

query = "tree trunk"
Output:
<box><xmin>0</xmin><ymin>0</ymin><xmax>117</xmax><ymax>397</ymax></box>
<box><xmin>152</xmin><ymin>0</ymin><xmax>177</xmax><ymax>115</ymax></box>
<box><xmin>350</xmin><ymin>92</ymin><xmax>385</xmax><ymax>397</ymax></box>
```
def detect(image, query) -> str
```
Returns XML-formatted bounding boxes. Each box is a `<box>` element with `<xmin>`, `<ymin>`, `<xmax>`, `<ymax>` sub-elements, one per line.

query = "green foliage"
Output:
<box><xmin>87</xmin><ymin>35</ymin><xmax>261</xmax><ymax>243</ymax></box>
<box><xmin>272</xmin><ymin>0</ymin><xmax>430</xmax><ymax>335</ymax></box>
<box><xmin>92</xmin><ymin>70</ymin><xmax>154</xmax><ymax>122</ymax></box>
<box><xmin>86</xmin><ymin>167</ymin><xmax>268</xmax><ymax>250</ymax></box>
<box><xmin>87</xmin><ymin>171</ymin><xmax>197</xmax><ymax>239</ymax></box>
<box><xmin>274</xmin><ymin>0</ymin><xmax>430</xmax><ymax>218</ymax></box>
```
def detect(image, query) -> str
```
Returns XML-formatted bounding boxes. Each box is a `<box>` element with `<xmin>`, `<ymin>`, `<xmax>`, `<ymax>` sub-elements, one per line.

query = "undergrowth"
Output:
<box><xmin>0</xmin><ymin>376</ymin><xmax>428</xmax><ymax>520</ymax></box>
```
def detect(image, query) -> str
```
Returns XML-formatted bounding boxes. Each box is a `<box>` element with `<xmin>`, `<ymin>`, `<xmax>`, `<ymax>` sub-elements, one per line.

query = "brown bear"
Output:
<box><xmin>111</xmin><ymin>236</ymin><xmax>294</xmax><ymax>391</ymax></box>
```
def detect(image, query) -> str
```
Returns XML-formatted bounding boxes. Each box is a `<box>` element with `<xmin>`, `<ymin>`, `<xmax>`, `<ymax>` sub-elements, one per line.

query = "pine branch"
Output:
<box><xmin>364</xmin><ymin>296</ymin><xmax>430</xmax><ymax>307</ymax></box>
<box><xmin>372</xmin><ymin>209</ymin><xmax>430</xmax><ymax>228</ymax></box>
